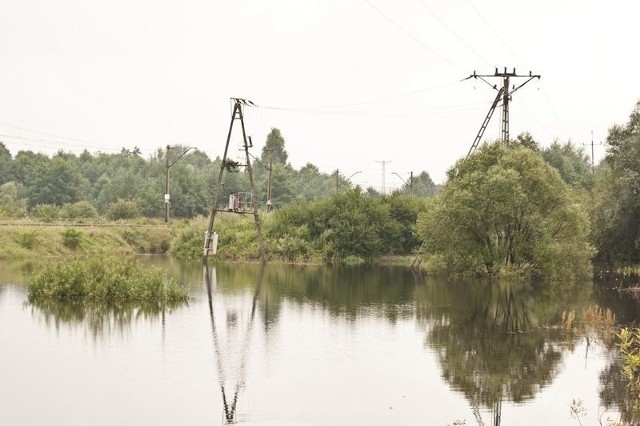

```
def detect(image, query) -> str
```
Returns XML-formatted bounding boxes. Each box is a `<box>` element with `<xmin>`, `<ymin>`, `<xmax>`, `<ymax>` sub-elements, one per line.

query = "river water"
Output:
<box><xmin>1</xmin><ymin>258</ymin><xmax>638</xmax><ymax>425</ymax></box>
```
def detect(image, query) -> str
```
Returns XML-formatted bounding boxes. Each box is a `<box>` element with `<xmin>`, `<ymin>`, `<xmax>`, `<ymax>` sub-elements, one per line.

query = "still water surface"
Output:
<box><xmin>0</xmin><ymin>259</ymin><xmax>638</xmax><ymax>425</ymax></box>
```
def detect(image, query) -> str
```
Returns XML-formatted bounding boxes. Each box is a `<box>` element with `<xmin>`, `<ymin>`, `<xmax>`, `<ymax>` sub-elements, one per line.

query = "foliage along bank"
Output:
<box><xmin>0</xmin><ymin>128</ymin><xmax>438</xmax><ymax>220</ymax></box>
<box><xmin>171</xmin><ymin>190</ymin><xmax>427</xmax><ymax>263</ymax></box>
<box><xmin>6</xmin><ymin>101</ymin><xmax>640</xmax><ymax>277</ymax></box>
<box><xmin>0</xmin><ymin>189</ymin><xmax>426</xmax><ymax>263</ymax></box>
<box><xmin>417</xmin><ymin>142</ymin><xmax>594</xmax><ymax>280</ymax></box>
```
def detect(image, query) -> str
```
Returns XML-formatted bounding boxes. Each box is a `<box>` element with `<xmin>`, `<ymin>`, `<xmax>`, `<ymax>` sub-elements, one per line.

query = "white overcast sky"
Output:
<box><xmin>1</xmin><ymin>0</ymin><xmax>639</xmax><ymax>189</ymax></box>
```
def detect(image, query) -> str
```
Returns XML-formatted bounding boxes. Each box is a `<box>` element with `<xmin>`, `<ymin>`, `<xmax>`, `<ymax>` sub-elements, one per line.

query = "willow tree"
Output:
<box><xmin>417</xmin><ymin>142</ymin><xmax>593</xmax><ymax>280</ymax></box>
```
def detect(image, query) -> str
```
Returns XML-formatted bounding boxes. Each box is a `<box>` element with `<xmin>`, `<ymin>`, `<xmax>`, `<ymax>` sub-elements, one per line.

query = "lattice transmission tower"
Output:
<box><xmin>465</xmin><ymin>67</ymin><xmax>541</xmax><ymax>156</ymax></box>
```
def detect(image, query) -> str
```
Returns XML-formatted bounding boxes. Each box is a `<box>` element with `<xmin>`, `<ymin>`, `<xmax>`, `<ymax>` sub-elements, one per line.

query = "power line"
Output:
<box><xmin>0</xmin><ymin>121</ymin><xmax>101</xmax><ymax>147</ymax></box>
<box><xmin>415</xmin><ymin>0</ymin><xmax>492</xmax><ymax>68</ymax></box>
<box><xmin>0</xmin><ymin>133</ymin><xmax>155</xmax><ymax>156</ymax></box>
<box><xmin>261</xmin><ymin>79</ymin><xmax>460</xmax><ymax>112</ymax></box>
<box><xmin>260</xmin><ymin>101</ymin><xmax>486</xmax><ymax>117</ymax></box>
<box><xmin>518</xmin><ymin>98</ymin><xmax>557</xmax><ymax>140</ymax></box>
<box><xmin>539</xmin><ymin>86</ymin><xmax>570</xmax><ymax>136</ymax></box>
<box><xmin>465</xmin><ymin>0</ymin><xmax>528</xmax><ymax>67</ymax></box>
<box><xmin>363</xmin><ymin>0</ymin><xmax>465</xmax><ymax>72</ymax></box>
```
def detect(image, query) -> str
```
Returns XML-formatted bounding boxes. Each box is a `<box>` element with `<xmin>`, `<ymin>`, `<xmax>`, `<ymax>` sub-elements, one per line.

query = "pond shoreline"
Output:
<box><xmin>3</xmin><ymin>222</ymin><xmax>635</xmax><ymax>281</ymax></box>
<box><xmin>0</xmin><ymin>221</ymin><xmax>421</xmax><ymax>266</ymax></box>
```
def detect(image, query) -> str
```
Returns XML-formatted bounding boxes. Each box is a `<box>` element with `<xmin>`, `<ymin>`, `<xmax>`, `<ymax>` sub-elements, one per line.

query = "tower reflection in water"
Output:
<box><xmin>204</xmin><ymin>264</ymin><xmax>265</xmax><ymax>424</ymax></box>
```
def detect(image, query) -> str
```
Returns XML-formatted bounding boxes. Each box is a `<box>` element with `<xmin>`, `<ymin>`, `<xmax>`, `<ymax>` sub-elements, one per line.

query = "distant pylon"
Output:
<box><xmin>583</xmin><ymin>130</ymin><xmax>603</xmax><ymax>173</ymax></box>
<box><xmin>376</xmin><ymin>160</ymin><xmax>392</xmax><ymax>195</ymax></box>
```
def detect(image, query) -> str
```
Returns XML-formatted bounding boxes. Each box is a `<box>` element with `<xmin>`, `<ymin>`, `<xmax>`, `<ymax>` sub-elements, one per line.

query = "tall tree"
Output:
<box><xmin>402</xmin><ymin>171</ymin><xmax>438</xmax><ymax>197</ymax></box>
<box><xmin>27</xmin><ymin>155</ymin><xmax>86</xmax><ymax>207</ymax></box>
<box><xmin>11</xmin><ymin>150</ymin><xmax>49</xmax><ymax>189</ymax></box>
<box><xmin>294</xmin><ymin>163</ymin><xmax>334</xmax><ymax>200</ymax></box>
<box><xmin>417</xmin><ymin>142</ymin><xmax>593</xmax><ymax>279</ymax></box>
<box><xmin>0</xmin><ymin>143</ymin><xmax>12</xmax><ymax>184</ymax></box>
<box><xmin>592</xmin><ymin>101</ymin><xmax>640</xmax><ymax>263</ymax></box>
<box><xmin>0</xmin><ymin>181</ymin><xmax>27</xmax><ymax>217</ymax></box>
<box><xmin>261</xmin><ymin>128</ymin><xmax>289</xmax><ymax>165</ymax></box>
<box><xmin>542</xmin><ymin>141</ymin><xmax>592</xmax><ymax>187</ymax></box>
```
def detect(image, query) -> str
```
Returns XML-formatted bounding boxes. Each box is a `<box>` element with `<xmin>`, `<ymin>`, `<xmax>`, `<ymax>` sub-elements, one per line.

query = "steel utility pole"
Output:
<box><xmin>376</xmin><ymin>160</ymin><xmax>392</xmax><ymax>195</ymax></box>
<box><xmin>410</xmin><ymin>171</ymin><xmax>413</xmax><ymax>196</ymax></box>
<box><xmin>164</xmin><ymin>144</ymin><xmax>193</xmax><ymax>222</ymax></box>
<box><xmin>583</xmin><ymin>131</ymin><xmax>603</xmax><ymax>174</ymax></box>
<box><xmin>464</xmin><ymin>67</ymin><xmax>541</xmax><ymax>156</ymax></box>
<box><xmin>203</xmin><ymin>98</ymin><xmax>266</xmax><ymax>261</ymax></box>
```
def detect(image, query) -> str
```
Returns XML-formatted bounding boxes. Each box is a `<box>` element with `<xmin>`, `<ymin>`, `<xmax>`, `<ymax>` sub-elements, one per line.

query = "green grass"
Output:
<box><xmin>171</xmin><ymin>214</ymin><xmax>266</xmax><ymax>260</ymax></box>
<box><xmin>27</xmin><ymin>256</ymin><xmax>188</xmax><ymax>305</ymax></box>
<box><xmin>0</xmin><ymin>223</ymin><xmax>173</xmax><ymax>258</ymax></box>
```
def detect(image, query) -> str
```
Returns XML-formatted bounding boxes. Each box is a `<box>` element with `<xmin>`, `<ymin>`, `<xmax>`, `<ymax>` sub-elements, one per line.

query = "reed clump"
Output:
<box><xmin>27</xmin><ymin>257</ymin><xmax>188</xmax><ymax>305</ymax></box>
<box><xmin>618</xmin><ymin>327</ymin><xmax>640</xmax><ymax>413</ymax></box>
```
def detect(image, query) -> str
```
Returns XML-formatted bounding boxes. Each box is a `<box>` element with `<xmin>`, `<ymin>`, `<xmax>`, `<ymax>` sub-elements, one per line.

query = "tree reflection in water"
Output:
<box><xmin>418</xmin><ymin>280</ymin><xmax>591</xmax><ymax>425</ymax></box>
<box><xmin>22</xmin><ymin>260</ymin><xmax>632</xmax><ymax>423</ymax></box>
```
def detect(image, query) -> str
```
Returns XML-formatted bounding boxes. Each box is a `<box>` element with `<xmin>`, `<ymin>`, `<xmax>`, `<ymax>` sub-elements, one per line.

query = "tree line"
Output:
<box><xmin>266</xmin><ymin>101</ymin><xmax>640</xmax><ymax>274</ymax></box>
<box><xmin>3</xmin><ymin>101</ymin><xmax>640</xmax><ymax>272</ymax></box>
<box><xmin>0</xmin><ymin>128</ymin><xmax>438</xmax><ymax>221</ymax></box>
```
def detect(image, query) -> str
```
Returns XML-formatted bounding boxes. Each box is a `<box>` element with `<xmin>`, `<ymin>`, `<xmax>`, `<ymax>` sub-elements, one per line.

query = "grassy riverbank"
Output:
<box><xmin>0</xmin><ymin>215</ymin><xmax>325</xmax><ymax>262</ymax></box>
<box><xmin>1</xmin><ymin>216</ymin><xmax>419</xmax><ymax>266</ymax></box>
<box><xmin>0</xmin><ymin>220</ymin><xmax>173</xmax><ymax>258</ymax></box>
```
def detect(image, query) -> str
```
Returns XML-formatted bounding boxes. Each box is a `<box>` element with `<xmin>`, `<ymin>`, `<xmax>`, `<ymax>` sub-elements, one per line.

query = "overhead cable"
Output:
<box><xmin>465</xmin><ymin>0</ymin><xmax>529</xmax><ymax>67</ymax></box>
<box><xmin>415</xmin><ymin>0</ymin><xmax>493</xmax><ymax>68</ymax></box>
<box><xmin>363</xmin><ymin>0</ymin><xmax>465</xmax><ymax>72</ymax></box>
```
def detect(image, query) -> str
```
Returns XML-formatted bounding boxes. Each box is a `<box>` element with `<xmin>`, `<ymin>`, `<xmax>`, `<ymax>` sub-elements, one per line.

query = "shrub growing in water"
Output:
<box><xmin>417</xmin><ymin>142</ymin><xmax>594</xmax><ymax>280</ymax></box>
<box><xmin>619</xmin><ymin>328</ymin><xmax>640</xmax><ymax>402</ymax></box>
<box><xmin>27</xmin><ymin>257</ymin><xmax>188</xmax><ymax>305</ymax></box>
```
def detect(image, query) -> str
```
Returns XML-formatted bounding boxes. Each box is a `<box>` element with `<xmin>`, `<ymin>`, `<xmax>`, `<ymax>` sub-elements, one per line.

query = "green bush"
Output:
<box><xmin>171</xmin><ymin>217</ymin><xmax>207</xmax><ymax>258</ymax></box>
<box><xmin>15</xmin><ymin>230</ymin><xmax>41</xmax><ymax>249</ymax></box>
<box><xmin>106</xmin><ymin>199</ymin><xmax>140</xmax><ymax>221</ymax></box>
<box><xmin>0</xmin><ymin>182</ymin><xmax>28</xmax><ymax>218</ymax></box>
<box><xmin>269</xmin><ymin>224</ymin><xmax>312</xmax><ymax>261</ymax></box>
<box><xmin>171</xmin><ymin>215</ymin><xmax>265</xmax><ymax>260</ymax></box>
<box><xmin>32</xmin><ymin>204</ymin><xmax>60</xmax><ymax>223</ymax></box>
<box><xmin>270</xmin><ymin>189</ymin><xmax>399</xmax><ymax>262</ymax></box>
<box><xmin>61</xmin><ymin>228</ymin><xmax>83</xmax><ymax>249</ymax></box>
<box><xmin>27</xmin><ymin>256</ymin><xmax>188</xmax><ymax>305</ymax></box>
<box><xmin>121</xmin><ymin>228</ymin><xmax>170</xmax><ymax>254</ymax></box>
<box><xmin>60</xmin><ymin>201</ymin><xmax>98</xmax><ymax>220</ymax></box>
